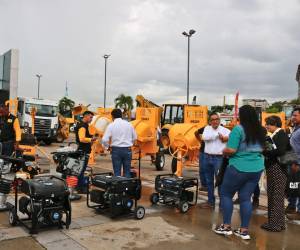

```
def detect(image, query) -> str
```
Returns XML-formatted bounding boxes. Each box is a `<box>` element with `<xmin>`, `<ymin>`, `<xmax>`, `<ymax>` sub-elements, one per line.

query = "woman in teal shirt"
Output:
<box><xmin>214</xmin><ymin>105</ymin><xmax>266</xmax><ymax>240</ymax></box>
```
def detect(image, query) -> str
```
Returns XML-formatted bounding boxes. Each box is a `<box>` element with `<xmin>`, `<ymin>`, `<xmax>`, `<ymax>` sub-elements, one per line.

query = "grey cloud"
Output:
<box><xmin>1</xmin><ymin>0</ymin><xmax>299</xmax><ymax>107</ymax></box>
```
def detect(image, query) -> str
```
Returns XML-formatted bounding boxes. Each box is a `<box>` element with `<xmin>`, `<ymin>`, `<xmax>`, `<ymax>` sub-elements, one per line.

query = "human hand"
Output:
<box><xmin>291</xmin><ymin>163</ymin><xmax>300</xmax><ymax>173</ymax></box>
<box><xmin>14</xmin><ymin>142</ymin><xmax>20</xmax><ymax>150</ymax></box>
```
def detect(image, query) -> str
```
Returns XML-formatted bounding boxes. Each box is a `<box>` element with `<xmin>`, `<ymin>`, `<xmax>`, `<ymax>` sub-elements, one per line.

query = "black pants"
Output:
<box><xmin>266</xmin><ymin>163</ymin><xmax>287</xmax><ymax>230</ymax></box>
<box><xmin>0</xmin><ymin>141</ymin><xmax>14</xmax><ymax>156</ymax></box>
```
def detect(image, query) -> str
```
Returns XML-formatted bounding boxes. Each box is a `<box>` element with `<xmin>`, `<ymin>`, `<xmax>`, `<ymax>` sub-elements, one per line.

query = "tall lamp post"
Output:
<box><xmin>182</xmin><ymin>29</ymin><xmax>196</xmax><ymax>105</ymax></box>
<box><xmin>103</xmin><ymin>54</ymin><xmax>110</xmax><ymax>108</ymax></box>
<box><xmin>36</xmin><ymin>74</ymin><xmax>42</xmax><ymax>99</ymax></box>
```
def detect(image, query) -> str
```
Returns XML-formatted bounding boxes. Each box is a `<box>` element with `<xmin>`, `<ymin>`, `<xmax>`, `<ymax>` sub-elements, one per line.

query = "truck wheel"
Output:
<box><xmin>134</xmin><ymin>206</ymin><xmax>145</xmax><ymax>220</ymax></box>
<box><xmin>155</xmin><ymin>153</ymin><xmax>165</xmax><ymax>171</ymax></box>
<box><xmin>179</xmin><ymin>201</ymin><xmax>189</xmax><ymax>213</ymax></box>
<box><xmin>171</xmin><ymin>157</ymin><xmax>177</xmax><ymax>174</ymax></box>
<box><xmin>150</xmin><ymin>193</ymin><xmax>159</xmax><ymax>204</ymax></box>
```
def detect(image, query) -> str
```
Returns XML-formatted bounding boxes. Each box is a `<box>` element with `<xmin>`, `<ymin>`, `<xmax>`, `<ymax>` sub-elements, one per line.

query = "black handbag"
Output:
<box><xmin>278</xmin><ymin>149</ymin><xmax>298</xmax><ymax>166</ymax></box>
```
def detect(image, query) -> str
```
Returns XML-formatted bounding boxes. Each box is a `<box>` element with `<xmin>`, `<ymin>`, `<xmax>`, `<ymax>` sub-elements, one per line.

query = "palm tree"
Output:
<box><xmin>58</xmin><ymin>97</ymin><xmax>75</xmax><ymax>117</ymax></box>
<box><xmin>114</xmin><ymin>94</ymin><xmax>134</xmax><ymax>118</ymax></box>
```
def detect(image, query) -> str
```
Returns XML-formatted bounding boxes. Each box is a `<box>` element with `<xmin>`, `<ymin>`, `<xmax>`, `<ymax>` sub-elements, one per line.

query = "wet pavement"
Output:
<box><xmin>0</xmin><ymin>140</ymin><xmax>299</xmax><ymax>250</ymax></box>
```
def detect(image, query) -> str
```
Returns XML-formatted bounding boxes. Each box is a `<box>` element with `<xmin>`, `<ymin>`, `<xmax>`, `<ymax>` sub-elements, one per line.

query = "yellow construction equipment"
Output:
<box><xmin>135</xmin><ymin>95</ymin><xmax>209</xmax><ymax>149</ymax></box>
<box><xmin>87</xmin><ymin>108</ymin><xmax>113</xmax><ymax>165</ymax></box>
<box><xmin>161</xmin><ymin>104</ymin><xmax>208</xmax><ymax>149</ymax></box>
<box><xmin>136</xmin><ymin>95</ymin><xmax>163</xmax><ymax>123</ymax></box>
<box><xmin>131</xmin><ymin>107</ymin><xmax>165</xmax><ymax>171</ymax></box>
<box><xmin>261</xmin><ymin>111</ymin><xmax>286</xmax><ymax>129</ymax></box>
<box><xmin>168</xmin><ymin>123</ymin><xmax>204</xmax><ymax>176</ymax></box>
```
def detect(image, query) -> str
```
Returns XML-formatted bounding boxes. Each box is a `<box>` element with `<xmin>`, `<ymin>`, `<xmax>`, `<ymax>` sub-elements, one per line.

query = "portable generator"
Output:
<box><xmin>87</xmin><ymin>149</ymin><xmax>145</xmax><ymax>219</ymax></box>
<box><xmin>150</xmin><ymin>174</ymin><xmax>198</xmax><ymax>213</ymax></box>
<box><xmin>52</xmin><ymin>147</ymin><xmax>88</xmax><ymax>200</ymax></box>
<box><xmin>0</xmin><ymin>155</ymin><xmax>40</xmax><ymax>211</ymax></box>
<box><xmin>8</xmin><ymin>175</ymin><xmax>71</xmax><ymax>234</ymax></box>
<box><xmin>87</xmin><ymin>172</ymin><xmax>145</xmax><ymax>219</ymax></box>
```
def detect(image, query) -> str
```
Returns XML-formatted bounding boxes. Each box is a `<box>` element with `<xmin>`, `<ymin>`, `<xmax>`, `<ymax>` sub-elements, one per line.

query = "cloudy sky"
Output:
<box><xmin>1</xmin><ymin>0</ymin><xmax>300</xmax><ymax>107</ymax></box>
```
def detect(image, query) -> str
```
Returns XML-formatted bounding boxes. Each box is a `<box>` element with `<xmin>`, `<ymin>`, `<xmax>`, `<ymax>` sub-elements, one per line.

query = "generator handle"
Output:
<box><xmin>156</xmin><ymin>174</ymin><xmax>177</xmax><ymax>179</ymax></box>
<box><xmin>92</xmin><ymin>172</ymin><xmax>113</xmax><ymax>177</ymax></box>
<box><xmin>138</xmin><ymin>149</ymin><xmax>141</xmax><ymax>179</ymax></box>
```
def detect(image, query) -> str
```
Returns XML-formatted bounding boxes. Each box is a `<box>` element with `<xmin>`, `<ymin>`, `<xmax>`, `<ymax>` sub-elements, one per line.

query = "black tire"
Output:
<box><xmin>155</xmin><ymin>153</ymin><xmax>165</xmax><ymax>171</ymax></box>
<box><xmin>179</xmin><ymin>201</ymin><xmax>189</xmax><ymax>213</ymax></box>
<box><xmin>134</xmin><ymin>206</ymin><xmax>145</xmax><ymax>220</ymax></box>
<box><xmin>8</xmin><ymin>208</ymin><xmax>18</xmax><ymax>226</ymax></box>
<box><xmin>150</xmin><ymin>193</ymin><xmax>159</xmax><ymax>204</ymax></box>
<box><xmin>171</xmin><ymin>157</ymin><xmax>177</xmax><ymax>174</ymax></box>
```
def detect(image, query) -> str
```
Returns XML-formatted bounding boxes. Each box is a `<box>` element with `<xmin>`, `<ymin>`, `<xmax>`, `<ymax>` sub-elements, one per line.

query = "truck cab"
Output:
<box><xmin>17</xmin><ymin>97</ymin><xmax>59</xmax><ymax>145</ymax></box>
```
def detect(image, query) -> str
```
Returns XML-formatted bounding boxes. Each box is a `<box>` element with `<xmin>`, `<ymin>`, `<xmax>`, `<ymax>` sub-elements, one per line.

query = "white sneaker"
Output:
<box><xmin>233</xmin><ymin>228</ymin><xmax>251</xmax><ymax>240</ymax></box>
<box><xmin>214</xmin><ymin>224</ymin><xmax>233</xmax><ymax>236</ymax></box>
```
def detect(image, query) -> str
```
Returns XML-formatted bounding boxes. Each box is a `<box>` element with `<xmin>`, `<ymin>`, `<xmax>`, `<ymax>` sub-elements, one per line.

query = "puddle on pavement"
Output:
<box><xmin>0</xmin><ymin>237</ymin><xmax>43</xmax><ymax>250</ymax></box>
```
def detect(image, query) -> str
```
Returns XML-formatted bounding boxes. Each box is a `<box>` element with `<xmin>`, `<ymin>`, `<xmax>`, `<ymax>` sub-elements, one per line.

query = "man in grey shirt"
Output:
<box><xmin>287</xmin><ymin>107</ymin><xmax>300</xmax><ymax>220</ymax></box>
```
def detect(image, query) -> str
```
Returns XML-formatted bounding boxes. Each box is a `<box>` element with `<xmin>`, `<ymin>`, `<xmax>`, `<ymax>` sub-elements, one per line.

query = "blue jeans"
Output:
<box><xmin>203</xmin><ymin>154</ymin><xmax>223</xmax><ymax>205</ymax></box>
<box><xmin>111</xmin><ymin>147</ymin><xmax>132</xmax><ymax>178</ymax></box>
<box><xmin>253</xmin><ymin>184</ymin><xmax>260</xmax><ymax>200</ymax></box>
<box><xmin>0</xmin><ymin>141</ymin><xmax>14</xmax><ymax>156</ymax></box>
<box><xmin>199</xmin><ymin>152</ymin><xmax>207</xmax><ymax>187</ymax></box>
<box><xmin>288</xmin><ymin>197</ymin><xmax>300</xmax><ymax>211</ymax></box>
<box><xmin>77</xmin><ymin>154</ymin><xmax>89</xmax><ymax>188</ymax></box>
<box><xmin>221</xmin><ymin>166</ymin><xmax>262</xmax><ymax>228</ymax></box>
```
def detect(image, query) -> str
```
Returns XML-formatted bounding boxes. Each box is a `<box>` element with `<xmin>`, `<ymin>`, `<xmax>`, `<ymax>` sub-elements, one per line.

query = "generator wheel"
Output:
<box><xmin>134</xmin><ymin>206</ymin><xmax>145</xmax><ymax>220</ymax></box>
<box><xmin>8</xmin><ymin>208</ymin><xmax>18</xmax><ymax>226</ymax></box>
<box><xmin>155</xmin><ymin>153</ymin><xmax>165</xmax><ymax>171</ymax></box>
<box><xmin>179</xmin><ymin>201</ymin><xmax>189</xmax><ymax>213</ymax></box>
<box><xmin>171</xmin><ymin>157</ymin><xmax>177</xmax><ymax>174</ymax></box>
<box><xmin>150</xmin><ymin>193</ymin><xmax>159</xmax><ymax>204</ymax></box>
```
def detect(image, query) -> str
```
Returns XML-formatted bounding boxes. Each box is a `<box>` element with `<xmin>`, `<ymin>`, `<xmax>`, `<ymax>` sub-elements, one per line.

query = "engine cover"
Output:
<box><xmin>20</xmin><ymin>176</ymin><xmax>68</xmax><ymax>199</ymax></box>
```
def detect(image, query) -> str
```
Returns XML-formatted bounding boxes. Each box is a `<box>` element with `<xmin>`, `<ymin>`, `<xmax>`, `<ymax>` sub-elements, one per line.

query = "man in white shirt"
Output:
<box><xmin>200</xmin><ymin>113</ymin><xmax>230</xmax><ymax>209</ymax></box>
<box><xmin>102</xmin><ymin>109</ymin><xmax>137</xmax><ymax>177</ymax></box>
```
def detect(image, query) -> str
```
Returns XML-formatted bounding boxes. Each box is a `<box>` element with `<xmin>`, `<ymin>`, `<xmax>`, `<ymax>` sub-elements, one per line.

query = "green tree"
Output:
<box><xmin>289</xmin><ymin>98</ymin><xmax>300</xmax><ymax>105</ymax></box>
<box><xmin>266</xmin><ymin>101</ymin><xmax>286</xmax><ymax>113</ymax></box>
<box><xmin>58</xmin><ymin>97</ymin><xmax>75</xmax><ymax>117</ymax></box>
<box><xmin>114</xmin><ymin>94</ymin><xmax>134</xmax><ymax>115</ymax></box>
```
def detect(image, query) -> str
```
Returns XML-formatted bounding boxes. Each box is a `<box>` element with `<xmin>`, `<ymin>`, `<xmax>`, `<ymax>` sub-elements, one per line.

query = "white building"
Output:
<box><xmin>242</xmin><ymin>99</ymin><xmax>269</xmax><ymax>111</ymax></box>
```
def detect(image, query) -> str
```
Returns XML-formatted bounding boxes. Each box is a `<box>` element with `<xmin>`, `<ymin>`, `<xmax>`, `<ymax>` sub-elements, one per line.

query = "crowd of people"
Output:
<box><xmin>195</xmin><ymin>105</ymin><xmax>300</xmax><ymax>240</ymax></box>
<box><xmin>2</xmin><ymin>102</ymin><xmax>300</xmax><ymax>241</ymax></box>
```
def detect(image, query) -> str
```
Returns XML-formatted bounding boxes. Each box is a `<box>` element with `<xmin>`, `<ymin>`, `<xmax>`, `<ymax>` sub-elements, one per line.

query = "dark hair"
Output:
<box><xmin>209</xmin><ymin>113</ymin><xmax>219</xmax><ymax>119</ymax></box>
<box><xmin>265</xmin><ymin>115</ymin><xmax>282</xmax><ymax>128</ymax></box>
<box><xmin>239</xmin><ymin>105</ymin><xmax>266</xmax><ymax>146</ymax></box>
<box><xmin>292</xmin><ymin>107</ymin><xmax>300</xmax><ymax>114</ymax></box>
<box><xmin>82</xmin><ymin>111</ymin><xmax>94</xmax><ymax>116</ymax></box>
<box><xmin>111</xmin><ymin>108</ymin><xmax>122</xmax><ymax>119</ymax></box>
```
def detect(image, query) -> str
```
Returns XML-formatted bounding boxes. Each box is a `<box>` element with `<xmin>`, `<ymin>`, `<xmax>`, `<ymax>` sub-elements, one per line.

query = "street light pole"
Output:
<box><xmin>36</xmin><ymin>74</ymin><xmax>42</xmax><ymax>99</ymax></box>
<box><xmin>103</xmin><ymin>54</ymin><xmax>110</xmax><ymax>108</ymax></box>
<box><xmin>182</xmin><ymin>29</ymin><xmax>196</xmax><ymax>105</ymax></box>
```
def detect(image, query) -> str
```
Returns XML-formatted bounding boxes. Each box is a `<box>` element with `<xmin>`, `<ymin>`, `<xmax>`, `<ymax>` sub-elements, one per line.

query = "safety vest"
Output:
<box><xmin>0</xmin><ymin>114</ymin><xmax>16</xmax><ymax>142</ymax></box>
<box><xmin>75</xmin><ymin>122</ymin><xmax>92</xmax><ymax>154</ymax></box>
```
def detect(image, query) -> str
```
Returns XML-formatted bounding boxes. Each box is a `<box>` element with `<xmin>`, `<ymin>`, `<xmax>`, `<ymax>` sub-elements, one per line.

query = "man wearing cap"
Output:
<box><xmin>75</xmin><ymin>110</ymin><xmax>96</xmax><ymax>192</ymax></box>
<box><xmin>0</xmin><ymin>105</ymin><xmax>21</xmax><ymax>156</ymax></box>
<box><xmin>102</xmin><ymin>108</ymin><xmax>137</xmax><ymax>178</ymax></box>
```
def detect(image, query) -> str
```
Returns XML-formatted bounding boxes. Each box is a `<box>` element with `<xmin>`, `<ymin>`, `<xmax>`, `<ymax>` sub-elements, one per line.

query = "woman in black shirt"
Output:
<box><xmin>262</xmin><ymin>116</ymin><xmax>289</xmax><ymax>232</ymax></box>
